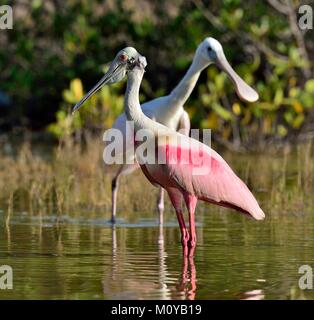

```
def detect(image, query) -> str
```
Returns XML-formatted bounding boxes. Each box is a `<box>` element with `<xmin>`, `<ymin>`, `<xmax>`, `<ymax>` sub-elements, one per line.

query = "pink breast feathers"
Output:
<box><xmin>162</xmin><ymin>142</ymin><xmax>221</xmax><ymax>174</ymax></box>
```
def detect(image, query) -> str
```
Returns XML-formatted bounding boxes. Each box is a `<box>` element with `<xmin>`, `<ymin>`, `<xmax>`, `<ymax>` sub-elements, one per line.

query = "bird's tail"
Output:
<box><xmin>232</xmin><ymin>178</ymin><xmax>265</xmax><ymax>221</ymax></box>
<box><xmin>211</xmin><ymin>161</ymin><xmax>266</xmax><ymax>221</ymax></box>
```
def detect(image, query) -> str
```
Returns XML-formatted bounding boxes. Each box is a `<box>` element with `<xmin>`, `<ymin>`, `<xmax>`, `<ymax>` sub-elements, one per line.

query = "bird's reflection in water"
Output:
<box><xmin>177</xmin><ymin>255</ymin><xmax>197</xmax><ymax>300</ymax></box>
<box><xmin>110</xmin><ymin>225</ymin><xmax>118</xmax><ymax>281</ymax></box>
<box><xmin>238</xmin><ymin>289</ymin><xmax>265</xmax><ymax>300</ymax></box>
<box><xmin>157</xmin><ymin>224</ymin><xmax>168</xmax><ymax>299</ymax></box>
<box><xmin>102</xmin><ymin>224</ymin><xmax>198</xmax><ymax>300</ymax></box>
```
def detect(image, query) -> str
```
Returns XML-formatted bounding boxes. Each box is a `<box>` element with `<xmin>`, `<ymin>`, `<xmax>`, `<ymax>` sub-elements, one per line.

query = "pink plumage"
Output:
<box><xmin>73</xmin><ymin>51</ymin><xmax>264</xmax><ymax>257</ymax></box>
<box><xmin>138</xmin><ymin>133</ymin><xmax>265</xmax><ymax>221</ymax></box>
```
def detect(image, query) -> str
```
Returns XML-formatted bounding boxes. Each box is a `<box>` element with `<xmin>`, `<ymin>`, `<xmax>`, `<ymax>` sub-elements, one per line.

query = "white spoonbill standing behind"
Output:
<box><xmin>73</xmin><ymin>38</ymin><xmax>259</xmax><ymax>224</ymax></box>
<box><xmin>74</xmin><ymin>53</ymin><xmax>265</xmax><ymax>257</ymax></box>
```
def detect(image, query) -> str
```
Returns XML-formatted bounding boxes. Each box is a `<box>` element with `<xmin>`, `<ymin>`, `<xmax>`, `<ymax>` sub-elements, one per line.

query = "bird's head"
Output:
<box><xmin>72</xmin><ymin>47</ymin><xmax>141</xmax><ymax>113</ymax></box>
<box><xmin>196</xmin><ymin>37</ymin><xmax>259</xmax><ymax>103</ymax></box>
<box><xmin>197</xmin><ymin>37</ymin><xmax>223</xmax><ymax>63</ymax></box>
<box><xmin>127</xmin><ymin>55</ymin><xmax>147</xmax><ymax>76</ymax></box>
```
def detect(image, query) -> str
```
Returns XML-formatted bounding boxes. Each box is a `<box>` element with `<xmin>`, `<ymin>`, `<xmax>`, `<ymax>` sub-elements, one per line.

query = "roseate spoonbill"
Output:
<box><xmin>73</xmin><ymin>38</ymin><xmax>259</xmax><ymax>224</ymax></box>
<box><xmin>73</xmin><ymin>54</ymin><xmax>265</xmax><ymax>257</ymax></box>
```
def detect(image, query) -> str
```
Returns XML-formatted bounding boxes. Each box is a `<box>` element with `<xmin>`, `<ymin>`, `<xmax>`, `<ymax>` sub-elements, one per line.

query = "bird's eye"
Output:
<box><xmin>207</xmin><ymin>46</ymin><xmax>212</xmax><ymax>52</ymax></box>
<box><xmin>119</xmin><ymin>54</ymin><xmax>128</xmax><ymax>62</ymax></box>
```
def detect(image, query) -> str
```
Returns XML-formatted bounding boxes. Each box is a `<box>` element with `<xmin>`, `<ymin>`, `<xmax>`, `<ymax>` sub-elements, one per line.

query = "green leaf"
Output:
<box><xmin>305</xmin><ymin>79</ymin><xmax>314</xmax><ymax>94</ymax></box>
<box><xmin>292</xmin><ymin>114</ymin><xmax>304</xmax><ymax>128</ymax></box>
<box><xmin>278</xmin><ymin>125</ymin><xmax>287</xmax><ymax>137</ymax></box>
<box><xmin>214</xmin><ymin>73</ymin><xmax>226</xmax><ymax>92</ymax></box>
<box><xmin>300</xmin><ymin>92</ymin><xmax>314</xmax><ymax>108</ymax></box>
<box><xmin>212</xmin><ymin>103</ymin><xmax>233</xmax><ymax>121</ymax></box>
<box><xmin>274</xmin><ymin>88</ymin><xmax>283</xmax><ymax>106</ymax></box>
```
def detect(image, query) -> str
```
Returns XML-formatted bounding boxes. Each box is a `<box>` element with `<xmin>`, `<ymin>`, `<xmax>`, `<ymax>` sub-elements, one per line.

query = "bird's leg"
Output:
<box><xmin>111</xmin><ymin>165</ymin><xmax>124</xmax><ymax>223</ymax></box>
<box><xmin>188</xmin><ymin>211</ymin><xmax>196</xmax><ymax>257</ymax></box>
<box><xmin>166</xmin><ymin>188</ymin><xmax>190</xmax><ymax>256</ymax></box>
<box><xmin>157</xmin><ymin>187</ymin><xmax>165</xmax><ymax>226</ymax></box>
<box><xmin>176</xmin><ymin>209</ymin><xmax>190</xmax><ymax>256</ymax></box>
<box><xmin>183</xmin><ymin>193</ymin><xmax>198</xmax><ymax>257</ymax></box>
<box><xmin>111</xmin><ymin>178</ymin><xmax>119</xmax><ymax>223</ymax></box>
<box><xmin>111</xmin><ymin>163</ymin><xmax>140</xmax><ymax>223</ymax></box>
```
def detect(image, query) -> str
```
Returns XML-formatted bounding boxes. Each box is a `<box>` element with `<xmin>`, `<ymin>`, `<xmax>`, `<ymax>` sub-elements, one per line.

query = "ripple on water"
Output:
<box><xmin>1</xmin><ymin>207</ymin><xmax>314</xmax><ymax>299</ymax></box>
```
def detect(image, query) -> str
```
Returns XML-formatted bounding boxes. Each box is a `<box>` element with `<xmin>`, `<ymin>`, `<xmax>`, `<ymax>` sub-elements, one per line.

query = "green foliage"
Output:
<box><xmin>198</xmin><ymin>54</ymin><xmax>314</xmax><ymax>143</ymax></box>
<box><xmin>48</xmin><ymin>76</ymin><xmax>124</xmax><ymax>137</ymax></box>
<box><xmin>1</xmin><ymin>0</ymin><xmax>313</xmax><ymax>147</ymax></box>
<box><xmin>186</xmin><ymin>0</ymin><xmax>314</xmax><ymax>146</ymax></box>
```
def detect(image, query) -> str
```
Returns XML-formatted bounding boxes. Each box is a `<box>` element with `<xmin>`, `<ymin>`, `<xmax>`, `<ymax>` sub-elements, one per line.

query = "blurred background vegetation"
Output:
<box><xmin>0</xmin><ymin>0</ymin><xmax>314</xmax><ymax>150</ymax></box>
<box><xmin>1</xmin><ymin>2</ymin><xmax>314</xmax><ymax>300</ymax></box>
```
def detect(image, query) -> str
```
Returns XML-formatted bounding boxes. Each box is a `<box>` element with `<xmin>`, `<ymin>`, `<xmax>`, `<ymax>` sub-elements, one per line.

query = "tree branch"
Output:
<box><xmin>267</xmin><ymin>0</ymin><xmax>289</xmax><ymax>15</ymax></box>
<box><xmin>286</xmin><ymin>0</ymin><xmax>311</xmax><ymax>78</ymax></box>
<box><xmin>191</xmin><ymin>0</ymin><xmax>225</xmax><ymax>31</ymax></box>
<box><xmin>267</xmin><ymin>0</ymin><xmax>311</xmax><ymax>79</ymax></box>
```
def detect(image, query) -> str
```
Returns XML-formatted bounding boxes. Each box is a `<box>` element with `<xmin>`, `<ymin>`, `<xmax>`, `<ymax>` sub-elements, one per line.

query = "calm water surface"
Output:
<box><xmin>1</xmin><ymin>209</ymin><xmax>314</xmax><ymax>300</ymax></box>
<box><xmin>1</xmin><ymin>150</ymin><xmax>314</xmax><ymax>300</ymax></box>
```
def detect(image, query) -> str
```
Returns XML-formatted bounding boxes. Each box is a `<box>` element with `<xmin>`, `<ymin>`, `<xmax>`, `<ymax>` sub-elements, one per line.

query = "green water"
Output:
<box><xmin>1</xmin><ymin>149</ymin><xmax>314</xmax><ymax>300</ymax></box>
<box><xmin>1</xmin><ymin>208</ymin><xmax>314</xmax><ymax>299</ymax></box>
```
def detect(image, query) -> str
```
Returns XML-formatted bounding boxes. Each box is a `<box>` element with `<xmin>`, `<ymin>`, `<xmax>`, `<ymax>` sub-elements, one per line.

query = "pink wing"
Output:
<box><xmin>148</xmin><ymin>134</ymin><xmax>265</xmax><ymax>220</ymax></box>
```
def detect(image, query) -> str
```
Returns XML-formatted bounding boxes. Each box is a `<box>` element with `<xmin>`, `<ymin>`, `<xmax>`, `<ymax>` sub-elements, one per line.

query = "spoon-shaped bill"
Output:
<box><xmin>72</xmin><ymin>62</ymin><xmax>126</xmax><ymax>114</ymax></box>
<box><xmin>216</xmin><ymin>51</ymin><xmax>259</xmax><ymax>103</ymax></box>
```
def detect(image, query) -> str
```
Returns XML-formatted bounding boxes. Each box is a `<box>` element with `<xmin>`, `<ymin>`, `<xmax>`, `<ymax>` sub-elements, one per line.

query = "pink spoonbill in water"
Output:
<box><xmin>72</xmin><ymin>49</ymin><xmax>265</xmax><ymax>256</ymax></box>
<box><xmin>73</xmin><ymin>38</ymin><xmax>260</xmax><ymax>225</ymax></box>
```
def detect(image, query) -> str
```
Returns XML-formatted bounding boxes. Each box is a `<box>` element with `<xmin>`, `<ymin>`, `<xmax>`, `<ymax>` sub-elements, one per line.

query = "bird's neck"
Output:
<box><xmin>168</xmin><ymin>55</ymin><xmax>209</xmax><ymax>107</ymax></box>
<box><xmin>124</xmin><ymin>71</ymin><xmax>144</xmax><ymax>127</ymax></box>
<box><xmin>125</xmin><ymin>70</ymin><xmax>164</xmax><ymax>134</ymax></box>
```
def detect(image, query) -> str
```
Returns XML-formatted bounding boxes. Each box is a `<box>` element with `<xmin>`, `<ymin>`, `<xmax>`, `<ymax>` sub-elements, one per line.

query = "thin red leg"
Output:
<box><xmin>176</xmin><ymin>209</ymin><xmax>190</xmax><ymax>256</ymax></box>
<box><xmin>183</xmin><ymin>193</ymin><xmax>198</xmax><ymax>257</ymax></box>
<box><xmin>167</xmin><ymin>188</ymin><xmax>190</xmax><ymax>256</ymax></box>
